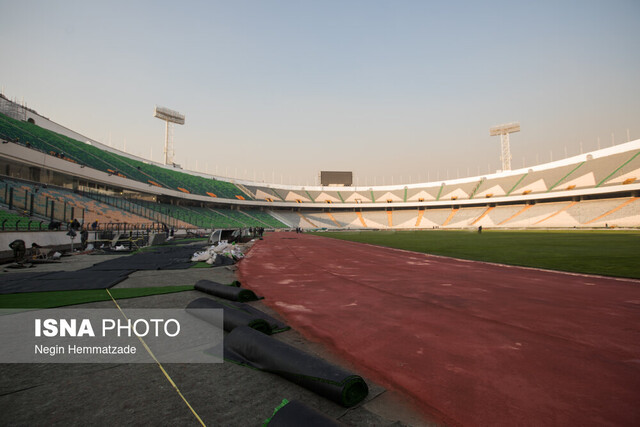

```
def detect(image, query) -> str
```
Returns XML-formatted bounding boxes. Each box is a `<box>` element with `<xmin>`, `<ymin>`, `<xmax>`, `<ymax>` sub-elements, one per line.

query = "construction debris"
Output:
<box><xmin>190</xmin><ymin>240</ymin><xmax>245</xmax><ymax>265</ymax></box>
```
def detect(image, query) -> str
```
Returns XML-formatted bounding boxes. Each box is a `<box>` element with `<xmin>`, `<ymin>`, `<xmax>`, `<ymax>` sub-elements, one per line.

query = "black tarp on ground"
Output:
<box><xmin>266</xmin><ymin>399</ymin><xmax>343</xmax><ymax>427</ymax></box>
<box><xmin>36</xmin><ymin>270</ymin><xmax>132</xmax><ymax>281</ymax></box>
<box><xmin>224</xmin><ymin>327</ymin><xmax>369</xmax><ymax>407</ymax></box>
<box><xmin>0</xmin><ymin>272</ymin><xmax>56</xmax><ymax>294</ymax></box>
<box><xmin>199</xmin><ymin>255</ymin><xmax>236</xmax><ymax>267</ymax></box>
<box><xmin>0</xmin><ymin>269</ymin><xmax>133</xmax><ymax>294</ymax></box>
<box><xmin>194</xmin><ymin>280</ymin><xmax>261</xmax><ymax>302</ymax></box>
<box><xmin>0</xmin><ymin>244</ymin><xmax>202</xmax><ymax>294</ymax></box>
<box><xmin>186</xmin><ymin>297</ymin><xmax>289</xmax><ymax>335</ymax></box>
<box><xmin>90</xmin><ymin>245</ymin><xmax>202</xmax><ymax>271</ymax></box>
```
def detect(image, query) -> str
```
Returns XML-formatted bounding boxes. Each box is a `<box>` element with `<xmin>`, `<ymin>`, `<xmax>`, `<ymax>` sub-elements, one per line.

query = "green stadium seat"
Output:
<box><xmin>0</xmin><ymin>113</ymin><xmax>252</xmax><ymax>200</ymax></box>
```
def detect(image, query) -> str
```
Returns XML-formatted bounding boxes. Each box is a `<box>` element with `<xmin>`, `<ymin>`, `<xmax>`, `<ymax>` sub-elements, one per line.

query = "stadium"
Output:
<box><xmin>1</xmin><ymin>92</ymin><xmax>639</xmax><ymax>234</ymax></box>
<box><xmin>2</xmin><ymin>1</ymin><xmax>640</xmax><ymax>425</ymax></box>
<box><xmin>1</xmin><ymin>89</ymin><xmax>639</xmax><ymax>426</ymax></box>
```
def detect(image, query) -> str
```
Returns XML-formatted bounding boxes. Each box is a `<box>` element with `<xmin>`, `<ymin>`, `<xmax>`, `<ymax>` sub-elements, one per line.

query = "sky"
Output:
<box><xmin>1</xmin><ymin>0</ymin><xmax>639</xmax><ymax>186</ymax></box>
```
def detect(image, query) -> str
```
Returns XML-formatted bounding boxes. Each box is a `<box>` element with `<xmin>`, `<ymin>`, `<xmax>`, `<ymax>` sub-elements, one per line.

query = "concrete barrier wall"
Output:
<box><xmin>0</xmin><ymin>230</ymin><xmax>98</xmax><ymax>262</ymax></box>
<box><xmin>0</xmin><ymin>230</ymin><xmax>76</xmax><ymax>249</ymax></box>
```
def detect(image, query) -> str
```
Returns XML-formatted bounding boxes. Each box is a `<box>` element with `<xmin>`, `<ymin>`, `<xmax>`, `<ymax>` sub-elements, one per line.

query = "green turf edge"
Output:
<box><xmin>0</xmin><ymin>285</ymin><xmax>195</xmax><ymax>309</ymax></box>
<box><xmin>310</xmin><ymin>230</ymin><xmax>640</xmax><ymax>279</ymax></box>
<box><xmin>263</xmin><ymin>398</ymin><xmax>290</xmax><ymax>426</ymax></box>
<box><xmin>191</xmin><ymin>261</ymin><xmax>213</xmax><ymax>268</ymax></box>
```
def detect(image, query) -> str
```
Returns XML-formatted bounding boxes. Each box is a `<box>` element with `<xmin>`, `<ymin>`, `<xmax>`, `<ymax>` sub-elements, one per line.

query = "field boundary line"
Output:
<box><xmin>310</xmin><ymin>234</ymin><xmax>640</xmax><ymax>284</ymax></box>
<box><xmin>105</xmin><ymin>289</ymin><xmax>207</xmax><ymax>427</ymax></box>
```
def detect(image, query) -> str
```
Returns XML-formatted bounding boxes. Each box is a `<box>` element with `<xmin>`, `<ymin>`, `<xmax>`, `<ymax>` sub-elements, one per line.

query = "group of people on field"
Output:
<box><xmin>249</xmin><ymin>227</ymin><xmax>265</xmax><ymax>238</ymax></box>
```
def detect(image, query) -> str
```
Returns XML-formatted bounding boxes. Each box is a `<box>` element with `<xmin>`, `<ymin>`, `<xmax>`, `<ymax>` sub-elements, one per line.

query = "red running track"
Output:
<box><xmin>238</xmin><ymin>233</ymin><xmax>640</xmax><ymax>426</ymax></box>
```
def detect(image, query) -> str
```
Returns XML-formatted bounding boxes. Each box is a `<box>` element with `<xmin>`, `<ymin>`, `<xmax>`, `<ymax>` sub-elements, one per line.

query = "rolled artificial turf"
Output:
<box><xmin>194</xmin><ymin>279</ymin><xmax>260</xmax><ymax>302</ymax></box>
<box><xmin>186</xmin><ymin>297</ymin><xmax>271</xmax><ymax>335</ymax></box>
<box><xmin>225</xmin><ymin>326</ymin><xmax>369</xmax><ymax>407</ymax></box>
<box><xmin>187</xmin><ymin>296</ymin><xmax>289</xmax><ymax>334</ymax></box>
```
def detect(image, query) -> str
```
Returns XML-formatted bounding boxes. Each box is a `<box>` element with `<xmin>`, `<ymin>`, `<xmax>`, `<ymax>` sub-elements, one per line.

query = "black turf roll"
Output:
<box><xmin>194</xmin><ymin>279</ymin><xmax>260</xmax><ymax>302</ymax></box>
<box><xmin>225</xmin><ymin>327</ymin><xmax>368</xmax><ymax>407</ymax></box>
<box><xmin>186</xmin><ymin>297</ymin><xmax>270</xmax><ymax>335</ymax></box>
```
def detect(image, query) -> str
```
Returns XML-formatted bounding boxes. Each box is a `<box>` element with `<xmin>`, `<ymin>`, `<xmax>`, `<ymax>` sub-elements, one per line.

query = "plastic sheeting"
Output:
<box><xmin>225</xmin><ymin>327</ymin><xmax>368</xmax><ymax>407</ymax></box>
<box><xmin>190</xmin><ymin>241</ymin><xmax>244</xmax><ymax>265</ymax></box>
<box><xmin>92</xmin><ymin>245</ymin><xmax>199</xmax><ymax>271</ymax></box>
<box><xmin>194</xmin><ymin>280</ymin><xmax>261</xmax><ymax>302</ymax></box>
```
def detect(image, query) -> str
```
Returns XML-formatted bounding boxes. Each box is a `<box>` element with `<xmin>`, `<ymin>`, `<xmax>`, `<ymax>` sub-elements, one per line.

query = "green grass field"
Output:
<box><xmin>0</xmin><ymin>285</ymin><xmax>194</xmax><ymax>309</ymax></box>
<box><xmin>312</xmin><ymin>230</ymin><xmax>640</xmax><ymax>279</ymax></box>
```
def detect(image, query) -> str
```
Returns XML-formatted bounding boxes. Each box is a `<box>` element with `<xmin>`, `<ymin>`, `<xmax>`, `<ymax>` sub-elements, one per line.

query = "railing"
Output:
<box><xmin>0</xmin><ymin>181</ymin><xmax>178</xmax><ymax>232</ymax></box>
<box><xmin>0</xmin><ymin>181</ymin><xmax>77</xmax><ymax>224</ymax></box>
<box><xmin>1</xmin><ymin>180</ymin><xmax>224</xmax><ymax>232</ymax></box>
<box><xmin>1</xmin><ymin>218</ymin><xmax>48</xmax><ymax>231</ymax></box>
<box><xmin>81</xmin><ymin>189</ymin><xmax>182</xmax><ymax>228</ymax></box>
<box><xmin>102</xmin><ymin>222</ymin><xmax>167</xmax><ymax>232</ymax></box>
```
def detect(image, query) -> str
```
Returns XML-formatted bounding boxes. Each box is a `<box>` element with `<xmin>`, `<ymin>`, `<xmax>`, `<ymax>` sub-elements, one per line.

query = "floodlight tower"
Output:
<box><xmin>489</xmin><ymin>122</ymin><xmax>520</xmax><ymax>171</ymax></box>
<box><xmin>154</xmin><ymin>106</ymin><xmax>185</xmax><ymax>165</ymax></box>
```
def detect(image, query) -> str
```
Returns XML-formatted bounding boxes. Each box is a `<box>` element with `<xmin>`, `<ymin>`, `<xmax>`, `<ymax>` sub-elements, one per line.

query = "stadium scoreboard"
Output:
<box><xmin>320</xmin><ymin>171</ymin><xmax>353</xmax><ymax>186</ymax></box>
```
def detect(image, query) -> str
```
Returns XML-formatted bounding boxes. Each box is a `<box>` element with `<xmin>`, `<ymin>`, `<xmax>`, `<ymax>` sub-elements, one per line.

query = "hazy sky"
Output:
<box><xmin>1</xmin><ymin>0</ymin><xmax>639</xmax><ymax>186</ymax></box>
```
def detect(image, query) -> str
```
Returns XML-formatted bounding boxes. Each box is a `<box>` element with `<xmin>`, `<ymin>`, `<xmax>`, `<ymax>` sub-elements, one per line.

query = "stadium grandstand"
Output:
<box><xmin>1</xmin><ymin>95</ymin><xmax>638</xmax><ymax>234</ymax></box>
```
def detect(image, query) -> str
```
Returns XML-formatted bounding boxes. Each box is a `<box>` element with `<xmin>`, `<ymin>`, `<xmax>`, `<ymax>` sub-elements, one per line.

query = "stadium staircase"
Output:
<box><xmin>498</xmin><ymin>205</ymin><xmax>533</xmax><ymax>226</ymax></box>
<box><xmin>356</xmin><ymin>212</ymin><xmax>368</xmax><ymax>228</ymax></box>
<box><xmin>234</xmin><ymin>182</ymin><xmax>256</xmax><ymax>200</ymax></box>
<box><xmin>326</xmin><ymin>212</ymin><xmax>343</xmax><ymax>228</ymax></box>
<box><xmin>237</xmin><ymin>210</ymin><xmax>271</xmax><ymax>228</ymax></box>
<box><xmin>471</xmin><ymin>206</ymin><xmax>494</xmax><ymax>225</ymax></box>
<box><xmin>468</xmin><ymin>177</ymin><xmax>486</xmax><ymax>199</ymax></box>
<box><xmin>242</xmin><ymin>209</ymin><xmax>288</xmax><ymax>228</ymax></box>
<box><xmin>442</xmin><ymin>208</ymin><xmax>459</xmax><ymax>226</ymax></box>
<box><xmin>534</xmin><ymin>201</ymin><xmax>578</xmax><ymax>225</ymax></box>
<box><xmin>584</xmin><ymin>197</ymin><xmax>639</xmax><ymax>225</ymax></box>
